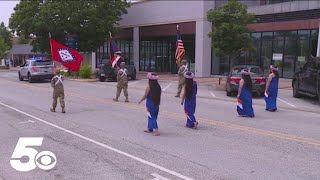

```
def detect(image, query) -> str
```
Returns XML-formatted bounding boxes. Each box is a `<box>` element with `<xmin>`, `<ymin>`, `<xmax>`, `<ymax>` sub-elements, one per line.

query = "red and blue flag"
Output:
<box><xmin>175</xmin><ymin>26</ymin><xmax>185</xmax><ymax>64</ymax></box>
<box><xmin>109</xmin><ymin>36</ymin><xmax>124</xmax><ymax>68</ymax></box>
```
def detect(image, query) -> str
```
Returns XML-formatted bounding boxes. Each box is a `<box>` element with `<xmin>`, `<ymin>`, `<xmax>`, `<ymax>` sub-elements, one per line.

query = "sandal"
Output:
<box><xmin>144</xmin><ymin>129</ymin><xmax>152</xmax><ymax>133</ymax></box>
<box><xmin>193</xmin><ymin>122</ymin><xmax>198</xmax><ymax>129</ymax></box>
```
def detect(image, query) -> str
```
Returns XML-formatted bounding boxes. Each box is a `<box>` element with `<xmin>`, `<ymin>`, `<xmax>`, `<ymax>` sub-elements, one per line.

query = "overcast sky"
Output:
<box><xmin>0</xmin><ymin>1</ymin><xmax>20</xmax><ymax>27</ymax></box>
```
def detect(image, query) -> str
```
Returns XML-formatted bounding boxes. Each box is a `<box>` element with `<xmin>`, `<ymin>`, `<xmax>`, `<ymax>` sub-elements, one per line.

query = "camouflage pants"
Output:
<box><xmin>176</xmin><ymin>78</ymin><xmax>185</xmax><ymax>96</ymax></box>
<box><xmin>52</xmin><ymin>90</ymin><xmax>65</xmax><ymax>109</ymax></box>
<box><xmin>116</xmin><ymin>83</ymin><xmax>128</xmax><ymax>99</ymax></box>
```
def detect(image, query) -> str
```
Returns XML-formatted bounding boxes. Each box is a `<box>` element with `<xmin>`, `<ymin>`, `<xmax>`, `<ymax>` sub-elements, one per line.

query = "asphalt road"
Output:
<box><xmin>0</xmin><ymin>71</ymin><xmax>320</xmax><ymax>180</ymax></box>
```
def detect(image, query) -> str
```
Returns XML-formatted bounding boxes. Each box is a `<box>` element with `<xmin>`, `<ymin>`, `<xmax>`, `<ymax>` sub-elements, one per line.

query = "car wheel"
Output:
<box><xmin>18</xmin><ymin>72</ymin><xmax>23</xmax><ymax>81</ymax></box>
<box><xmin>226</xmin><ymin>90</ymin><xmax>232</xmax><ymax>97</ymax></box>
<box><xmin>293</xmin><ymin>80</ymin><xmax>301</xmax><ymax>98</ymax></box>
<box><xmin>99</xmin><ymin>76</ymin><xmax>106</xmax><ymax>82</ymax></box>
<box><xmin>28</xmin><ymin>73</ymin><xmax>33</xmax><ymax>83</ymax></box>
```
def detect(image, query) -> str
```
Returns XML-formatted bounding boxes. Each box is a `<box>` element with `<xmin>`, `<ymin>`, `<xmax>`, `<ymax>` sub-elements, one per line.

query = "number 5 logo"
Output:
<box><xmin>10</xmin><ymin>137</ymin><xmax>57</xmax><ymax>172</ymax></box>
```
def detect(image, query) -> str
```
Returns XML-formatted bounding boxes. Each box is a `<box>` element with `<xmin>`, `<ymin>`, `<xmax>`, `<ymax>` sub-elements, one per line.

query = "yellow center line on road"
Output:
<box><xmin>2</xmin><ymin>79</ymin><xmax>320</xmax><ymax>147</ymax></box>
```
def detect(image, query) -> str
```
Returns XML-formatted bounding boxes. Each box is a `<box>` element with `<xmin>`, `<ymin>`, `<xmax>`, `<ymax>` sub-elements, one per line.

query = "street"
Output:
<box><xmin>0</xmin><ymin>70</ymin><xmax>320</xmax><ymax>180</ymax></box>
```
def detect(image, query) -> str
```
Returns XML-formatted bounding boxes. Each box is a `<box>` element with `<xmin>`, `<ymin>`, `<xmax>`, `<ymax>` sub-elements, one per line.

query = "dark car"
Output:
<box><xmin>292</xmin><ymin>57</ymin><xmax>320</xmax><ymax>103</ymax></box>
<box><xmin>99</xmin><ymin>62</ymin><xmax>136</xmax><ymax>82</ymax></box>
<box><xmin>226</xmin><ymin>65</ymin><xmax>266</xmax><ymax>96</ymax></box>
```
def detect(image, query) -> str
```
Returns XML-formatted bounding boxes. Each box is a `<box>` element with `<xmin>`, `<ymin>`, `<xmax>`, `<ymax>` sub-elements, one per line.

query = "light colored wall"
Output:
<box><xmin>249</xmin><ymin>0</ymin><xmax>320</xmax><ymax>15</ymax></box>
<box><xmin>119</xmin><ymin>1</ymin><xmax>207</xmax><ymax>28</ymax></box>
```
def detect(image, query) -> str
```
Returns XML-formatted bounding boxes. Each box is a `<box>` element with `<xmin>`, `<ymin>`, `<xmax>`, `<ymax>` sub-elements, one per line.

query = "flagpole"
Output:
<box><xmin>48</xmin><ymin>32</ymin><xmax>55</xmax><ymax>66</ymax></box>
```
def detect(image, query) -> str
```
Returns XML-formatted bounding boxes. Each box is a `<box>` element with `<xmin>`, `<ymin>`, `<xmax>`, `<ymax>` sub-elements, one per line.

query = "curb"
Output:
<box><xmin>69</xmin><ymin>78</ymin><xmax>99</xmax><ymax>82</ymax></box>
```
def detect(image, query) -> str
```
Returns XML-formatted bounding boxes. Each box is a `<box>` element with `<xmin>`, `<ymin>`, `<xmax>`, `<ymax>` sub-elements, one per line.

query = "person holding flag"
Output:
<box><xmin>49</xmin><ymin>34</ymin><xmax>83</xmax><ymax>113</ymax></box>
<box><xmin>50</xmin><ymin>68</ymin><xmax>65</xmax><ymax>113</ymax></box>
<box><xmin>109</xmin><ymin>32</ymin><xmax>128</xmax><ymax>102</ymax></box>
<box><xmin>113</xmin><ymin>61</ymin><xmax>129</xmax><ymax>102</ymax></box>
<box><xmin>175</xmin><ymin>59</ymin><xmax>188</xmax><ymax>98</ymax></box>
<box><xmin>175</xmin><ymin>25</ymin><xmax>187</xmax><ymax>98</ymax></box>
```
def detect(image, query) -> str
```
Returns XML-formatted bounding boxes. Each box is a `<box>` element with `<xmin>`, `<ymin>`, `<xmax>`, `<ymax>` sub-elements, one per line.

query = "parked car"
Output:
<box><xmin>18</xmin><ymin>59</ymin><xmax>54</xmax><ymax>83</ymax></box>
<box><xmin>292</xmin><ymin>57</ymin><xmax>320</xmax><ymax>103</ymax></box>
<box><xmin>226</xmin><ymin>65</ymin><xmax>266</xmax><ymax>96</ymax></box>
<box><xmin>99</xmin><ymin>62</ymin><xmax>136</xmax><ymax>82</ymax></box>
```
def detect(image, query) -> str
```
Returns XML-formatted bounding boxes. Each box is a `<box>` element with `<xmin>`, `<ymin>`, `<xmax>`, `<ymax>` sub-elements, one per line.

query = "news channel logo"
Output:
<box><xmin>10</xmin><ymin>137</ymin><xmax>57</xmax><ymax>172</ymax></box>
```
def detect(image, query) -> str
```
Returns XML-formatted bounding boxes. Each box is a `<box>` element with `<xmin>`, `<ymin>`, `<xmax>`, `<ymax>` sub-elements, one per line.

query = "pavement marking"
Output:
<box><xmin>0</xmin><ymin>102</ymin><xmax>194</xmax><ymax>180</ymax></box>
<box><xmin>3</xmin><ymin>79</ymin><xmax>320</xmax><ymax>147</ymax></box>
<box><xmin>129</xmin><ymin>80</ymin><xmax>142</xmax><ymax>86</ymax></box>
<box><xmin>17</xmin><ymin>120</ymin><xmax>35</xmax><ymax>124</ymax></box>
<box><xmin>210</xmin><ymin>92</ymin><xmax>216</xmax><ymax>98</ymax></box>
<box><xmin>277</xmin><ymin>98</ymin><xmax>297</xmax><ymax>108</ymax></box>
<box><xmin>151</xmin><ymin>173</ymin><xmax>171</xmax><ymax>180</ymax></box>
<box><xmin>162</xmin><ymin>83</ymin><xmax>172</xmax><ymax>92</ymax></box>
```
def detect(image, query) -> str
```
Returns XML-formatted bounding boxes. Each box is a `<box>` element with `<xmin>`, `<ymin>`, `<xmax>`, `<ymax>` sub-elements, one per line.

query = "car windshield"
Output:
<box><xmin>31</xmin><ymin>61</ymin><xmax>53</xmax><ymax>66</ymax></box>
<box><xmin>232</xmin><ymin>66</ymin><xmax>262</xmax><ymax>77</ymax></box>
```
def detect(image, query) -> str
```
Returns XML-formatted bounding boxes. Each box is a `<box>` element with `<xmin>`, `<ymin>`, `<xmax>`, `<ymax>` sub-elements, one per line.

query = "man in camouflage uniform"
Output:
<box><xmin>113</xmin><ymin>62</ymin><xmax>129</xmax><ymax>102</ymax></box>
<box><xmin>50</xmin><ymin>68</ymin><xmax>65</xmax><ymax>113</ymax></box>
<box><xmin>175</xmin><ymin>60</ymin><xmax>188</xmax><ymax>98</ymax></box>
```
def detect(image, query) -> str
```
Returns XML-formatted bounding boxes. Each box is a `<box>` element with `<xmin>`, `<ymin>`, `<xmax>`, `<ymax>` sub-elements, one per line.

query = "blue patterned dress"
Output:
<box><xmin>184</xmin><ymin>81</ymin><xmax>198</xmax><ymax>127</ymax></box>
<box><xmin>237</xmin><ymin>84</ymin><xmax>255</xmax><ymax>117</ymax></box>
<box><xmin>265</xmin><ymin>77</ymin><xmax>279</xmax><ymax>111</ymax></box>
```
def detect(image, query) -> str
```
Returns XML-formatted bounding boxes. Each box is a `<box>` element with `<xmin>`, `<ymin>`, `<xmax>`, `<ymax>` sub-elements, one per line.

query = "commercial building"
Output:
<box><xmin>96</xmin><ymin>0</ymin><xmax>320</xmax><ymax>78</ymax></box>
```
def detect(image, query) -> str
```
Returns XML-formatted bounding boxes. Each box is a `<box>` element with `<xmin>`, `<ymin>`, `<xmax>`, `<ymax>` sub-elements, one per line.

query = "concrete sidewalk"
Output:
<box><xmin>136</xmin><ymin>72</ymin><xmax>293</xmax><ymax>90</ymax></box>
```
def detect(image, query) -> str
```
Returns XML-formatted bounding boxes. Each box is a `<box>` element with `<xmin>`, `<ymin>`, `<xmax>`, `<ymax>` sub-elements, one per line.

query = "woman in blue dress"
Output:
<box><xmin>139</xmin><ymin>73</ymin><xmax>162</xmax><ymax>136</ymax></box>
<box><xmin>237</xmin><ymin>69</ymin><xmax>255</xmax><ymax>117</ymax></box>
<box><xmin>265</xmin><ymin>65</ymin><xmax>279</xmax><ymax>112</ymax></box>
<box><xmin>181</xmin><ymin>71</ymin><xmax>198</xmax><ymax>129</ymax></box>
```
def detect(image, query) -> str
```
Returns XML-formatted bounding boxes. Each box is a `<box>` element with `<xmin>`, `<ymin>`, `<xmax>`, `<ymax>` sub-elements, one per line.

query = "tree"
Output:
<box><xmin>0</xmin><ymin>22</ymin><xmax>12</xmax><ymax>48</ymax></box>
<box><xmin>9</xmin><ymin>0</ymin><xmax>130</xmax><ymax>53</ymax></box>
<box><xmin>207</xmin><ymin>0</ymin><xmax>256</xmax><ymax>68</ymax></box>
<box><xmin>17</xmin><ymin>36</ymin><xmax>31</xmax><ymax>44</ymax></box>
<box><xmin>0</xmin><ymin>35</ymin><xmax>9</xmax><ymax>59</ymax></box>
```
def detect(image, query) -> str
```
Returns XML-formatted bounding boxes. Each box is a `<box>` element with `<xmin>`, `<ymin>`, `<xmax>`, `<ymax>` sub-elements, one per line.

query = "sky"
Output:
<box><xmin>0</xmin><ymin>1</ymin><xmax>20</xmax><ymax>27</ymax></box>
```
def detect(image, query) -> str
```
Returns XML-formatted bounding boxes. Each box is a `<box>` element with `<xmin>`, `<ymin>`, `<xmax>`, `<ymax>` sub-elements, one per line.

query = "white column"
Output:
<box><xmin>317</xmin><ymin>19</ymin><xmax>320</xmax><ymax>57</ymax></box>
<box><xmin>133</xmin><ymin>27</ymin><xmax>140</xmax><ymax>71</ymax></box>
<box><xmin>195</xmin><ymin>20</ymin><xmax>212</xmax><ymax>77</ymax></box>
<box><xmin>91</xmin><ymin>52</ymin><xmax>96</xmax><ymax>72</ymax></box>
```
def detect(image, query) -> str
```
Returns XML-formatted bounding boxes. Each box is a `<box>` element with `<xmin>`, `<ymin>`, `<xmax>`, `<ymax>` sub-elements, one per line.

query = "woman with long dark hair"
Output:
<box><xmin>237</xmin><ymin>69</ymin><xmax>255</xmax><ymax>117</ymax></box>
<box><xmin>138</xmin><ymin>73</ymin><xmax>162</xmax><ymax>136</ymax></box>
<box><xmin>181</xmin><ymin>71</ymin><xmax>198</xmax><ymax>129</ymax></box>
<box><xmin>265</xmin><ymin>65</ymin><xmax>279</xmax><ymax>111</ymax></box>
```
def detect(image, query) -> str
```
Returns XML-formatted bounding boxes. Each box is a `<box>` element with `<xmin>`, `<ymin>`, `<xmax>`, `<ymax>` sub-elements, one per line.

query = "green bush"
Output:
<box><xmin>79</xmin><ymin>65</ymin><xmax>92</xmax><ymax>79</ymax></box>
<box><xmin>61</xmin><ymin>71</ymin><xmax>69</xmax><ymax>77</ymax></box>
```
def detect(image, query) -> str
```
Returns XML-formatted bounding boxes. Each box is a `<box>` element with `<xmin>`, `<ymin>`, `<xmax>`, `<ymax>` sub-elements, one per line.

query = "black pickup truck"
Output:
<box><xmin>292</xmin><ymin>57</ymin><xmax>320</xmax><ymax>103</ymax></box>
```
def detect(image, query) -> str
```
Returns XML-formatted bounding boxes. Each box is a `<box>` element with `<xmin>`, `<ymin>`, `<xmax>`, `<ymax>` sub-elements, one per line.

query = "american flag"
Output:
<box><xmin>175</xmin><ymin>27</ymin><xmax>185</xmax><ymax>64</ymax></box>
<box><xmin>109</xmin><ymin>34</ymin><xmax>124</xmax><ymax>68</ymax></box>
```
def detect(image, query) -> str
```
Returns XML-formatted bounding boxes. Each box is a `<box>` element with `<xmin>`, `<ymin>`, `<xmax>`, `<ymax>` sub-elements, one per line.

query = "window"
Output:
<box><xmin>296</xmin><ymin>30</ymin><xmax>310</xmax><ymax>71</ymax></box>
<box><xmin>261</xmin><ymin>32</ymin><xmax>273</xmax><ymax>76</ymax></box>
<box><xmin>283</xmin><ymin>31</ymin><xmax>297</xmax><ymax>78</ymax></box>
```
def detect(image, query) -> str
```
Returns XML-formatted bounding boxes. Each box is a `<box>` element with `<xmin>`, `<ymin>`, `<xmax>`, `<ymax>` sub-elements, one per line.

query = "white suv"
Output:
<box><xmin>18</xmin><ymin>59</ymin><xmax>54</xmax><ymax>83</ymax></box>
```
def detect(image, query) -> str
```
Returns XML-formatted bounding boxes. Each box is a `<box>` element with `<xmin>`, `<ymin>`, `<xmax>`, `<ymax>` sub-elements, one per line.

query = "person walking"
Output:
<box><xmin>181</xmin><ymin>71</ymin><xmax>198</xmax><ymax>129</ymax></box>
<box><xmin>113</xmin><ymin>62</ymin><xmax>129</xmax><ymax>102</ymax></box>
<box><xmin>237</xmin><ymin>69</ymin><xmax>254</xmax><ymax>117</ymax></box>
<box><xmin>50</xmin><ymin>68</ymin><xmax>65</xmax><ymax>113</ymax></box>
<box><xmin>175</xmin><ymin>60</ymin><xmax>188</xmax><ymax>98</ymax></box>
<box><xmin>138</xmin><ymin>73</ymin><xmax>162</xmax><ymax>136</ymax></box>
<box><xmin>265</xmin><ymin>65</ymin><xmax>279</xmax><ymax>112</ymax></box>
